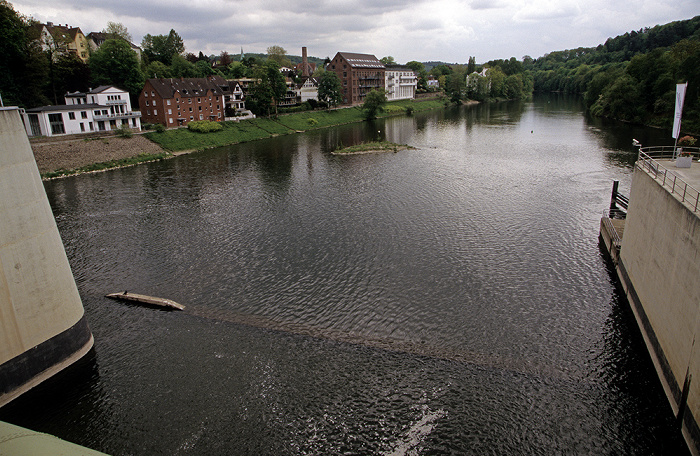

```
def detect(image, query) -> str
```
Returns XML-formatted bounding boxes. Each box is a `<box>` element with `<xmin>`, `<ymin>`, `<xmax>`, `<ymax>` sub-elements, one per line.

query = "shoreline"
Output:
<box><xmin>34</xmin><ymin>96</ymin><xmax>457</xmax><ymax>179</ymax></box>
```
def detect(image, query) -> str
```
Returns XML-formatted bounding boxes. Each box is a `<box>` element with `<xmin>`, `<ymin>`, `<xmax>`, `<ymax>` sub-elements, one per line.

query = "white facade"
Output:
<box><xmin>297</xmin><ymin>77</ymin><xmax>318</xmax><ymax>103</ymax></box>
<box><xmin>22</xmin><ymin>86</ymin><xmax>141</xmax><ymax>137</ymax></box>
<box><xmin>385</xmin><ymin>66</ymin><xmax>417</xmax><ymax>101</ymax></box>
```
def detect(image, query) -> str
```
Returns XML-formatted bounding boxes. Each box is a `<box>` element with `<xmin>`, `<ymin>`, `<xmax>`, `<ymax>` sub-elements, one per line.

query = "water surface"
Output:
<box><xmin>1</xmin><ymin>95</ymin><xmax>687</xmax><ymax>454</ymax></box>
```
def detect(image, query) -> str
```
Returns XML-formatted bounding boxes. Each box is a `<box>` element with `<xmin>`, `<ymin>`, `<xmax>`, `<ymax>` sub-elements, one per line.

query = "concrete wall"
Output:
<box><xmin>620</xmin><ymin>167</ymin><xmax>700</xmax><ymax>452</ymax></box>
<box><xmin>0</xmin><ymin>108</ymin><xmax>93</xmax><ymax>407</ymax></box>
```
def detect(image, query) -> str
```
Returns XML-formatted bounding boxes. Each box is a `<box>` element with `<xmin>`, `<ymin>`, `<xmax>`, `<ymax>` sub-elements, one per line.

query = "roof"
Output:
<box><xmin>296</xmin><ymin>77</ymin><xmax>318</xmax><ymax>89</ymax></box>
<box><xmin>144</xmin><ymin>76</ymin><xmax>227</xmax><ymax>99</ymax></box>
<box><xmin>336</xmin><ymin>52</ymin><xmax>384</xmax><ymax>69</ymax></box>
<box><xmin>385</xmin><ymin>64</ymin><xmax>414</xmax><ymax>72</ymax></box>
<box><xmin>25</xmin><ymin>104</ymin><xmax>102</xmax><ymax>113</ymax></box>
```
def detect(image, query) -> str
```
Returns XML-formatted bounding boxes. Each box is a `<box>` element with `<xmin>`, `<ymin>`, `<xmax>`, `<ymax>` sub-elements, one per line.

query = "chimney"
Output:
<box><xmin>46</xmin><ymin>21</ymin><xmax>53</xmax><ymax>27</ymax></box>
<box><xmin>302</xmin><ymin>47</ymin><xmax>309</xmax><ymax>77</ymax></box>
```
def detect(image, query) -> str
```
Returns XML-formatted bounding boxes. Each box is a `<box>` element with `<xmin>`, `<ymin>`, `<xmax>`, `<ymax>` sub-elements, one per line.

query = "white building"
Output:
<box><xmin>297</xmin><ymin>77</ymin><xmax>319</xmax><ymax>103</ymax></box>
<box><xmin>22</xmin><ymin>86</ymin><xmax>141</xmax><ymax>137</ymax></box>
<box><xmin>385</xmin><ymin>65</ymin><xmax>417</xmax><ymax>101</ymax></box>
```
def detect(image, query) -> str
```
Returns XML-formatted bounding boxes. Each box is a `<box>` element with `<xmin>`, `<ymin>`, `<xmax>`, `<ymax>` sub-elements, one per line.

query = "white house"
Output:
<box><xmin>385</xmin><ymin>65</ymin><xmax>417</xmax><ymax>101</ymax></box>
<box><xmin>22</xmin><ymin>86</ymin><xmax>141</xmax><ymax>137</ymax></box>
<box><xmin>297</xmin><ymin>77</ymin><xmax>318</xmax><ymax>103</ymax></box>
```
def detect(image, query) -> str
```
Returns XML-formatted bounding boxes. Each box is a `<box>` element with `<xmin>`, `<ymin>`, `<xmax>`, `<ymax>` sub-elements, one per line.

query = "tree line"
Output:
<box><xmin>532</xmin><ymin>16</ymin><xmax>700</xmax><ymax>132</ymax></box>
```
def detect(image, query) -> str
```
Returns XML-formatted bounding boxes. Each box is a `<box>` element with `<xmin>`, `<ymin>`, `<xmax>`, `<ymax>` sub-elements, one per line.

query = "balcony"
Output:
<box><xmin>93</xmin><ymin>112</ymin><xmax>141</xmax><ymax>121</ymax></box>
<box><xmin>104</xmin><ymin>99</ymin><xmax>127</xmax><ymax>105</ymax></box>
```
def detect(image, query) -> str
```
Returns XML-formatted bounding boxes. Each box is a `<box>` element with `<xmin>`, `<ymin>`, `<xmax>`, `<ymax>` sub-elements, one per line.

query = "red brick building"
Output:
<box><xmin>328</xmin><ymin>52</ymin><xmax>385</xmax><ymax>105</ymax></box>
<box><xmin>139</xmin><ymin>76</ymin><xmax>227</xmax><ymax>127</ymax></box>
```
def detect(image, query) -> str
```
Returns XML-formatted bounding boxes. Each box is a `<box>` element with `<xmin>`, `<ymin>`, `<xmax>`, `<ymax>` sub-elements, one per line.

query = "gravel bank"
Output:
<box><xmin>31</xmin><ymin>134</ymin><xmax>166</xmax><ymax>174</ymax></box>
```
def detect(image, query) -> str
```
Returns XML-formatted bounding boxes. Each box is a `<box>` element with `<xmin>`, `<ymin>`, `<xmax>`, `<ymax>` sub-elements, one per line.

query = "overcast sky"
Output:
<box><xmin>11</xmin><ymin>0</ymin><xmax>700</xmax><ymax>63</ymax></box>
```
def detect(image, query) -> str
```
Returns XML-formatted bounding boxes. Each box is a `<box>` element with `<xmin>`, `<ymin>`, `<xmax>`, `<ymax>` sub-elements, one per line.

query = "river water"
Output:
<box><xmin>1</xmin><ymin>95</ymin><xmax>689</xmax><ymax>454</ymax></box>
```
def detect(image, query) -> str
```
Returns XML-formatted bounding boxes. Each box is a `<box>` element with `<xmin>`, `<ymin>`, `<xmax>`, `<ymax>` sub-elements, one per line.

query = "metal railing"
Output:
<box><xmin>637</xmin><ymin>146</ymin><xmax>700</xmax><ymax>212</ymax></box>
<box><xmin>602</xmin><ymin>209</ymin><xmax>622</xmax><ymax>248</ymax></box>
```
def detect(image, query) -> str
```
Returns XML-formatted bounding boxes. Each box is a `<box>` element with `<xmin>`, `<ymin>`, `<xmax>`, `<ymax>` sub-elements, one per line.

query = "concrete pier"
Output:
<box><xmin>0</xmin><ymin>108</ymin><xmax>93</xmax><ymax>407</ymax></box>
<box><xmin>601</xmin><ymin>150</ymin><xmax>700</xmax><ymax>455</ymax></box>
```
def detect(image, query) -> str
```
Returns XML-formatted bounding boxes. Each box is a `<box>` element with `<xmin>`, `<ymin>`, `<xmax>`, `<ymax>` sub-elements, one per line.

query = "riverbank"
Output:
<box><xmin>33</xmin><ymin>97</ymin><xmax>448</xmax><ymax>178</ymax></box>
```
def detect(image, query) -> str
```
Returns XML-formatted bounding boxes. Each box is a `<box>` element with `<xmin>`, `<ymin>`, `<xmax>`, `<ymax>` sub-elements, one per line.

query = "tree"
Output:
<box><xmin>89</xmin><ymin>38</ymin><xmax>144</xmax><ymax>97</ymax></box>
<box><xmin>249</xmin><ymin>60</ymin><xmax>287</xmax><ymax>116</ymax></box>
<box><xmin>170</xmin><ymin>54</ymin><xmax>197</xmax><ymax>78</ymax></box>
<box><xmin>361</xmin><ymin>89</ymin><xmax>387</xmax><ymax>120</ymax></box>
<box><xmin>380</xmin><ymin>56</ymin><xmax>396</xmax><ymax>65</ymax></box>
<box><xmin>144</xmin><ymin>60</ymin><xmax>171</xmax><ymax>78</ymax></box>
<box><xmin>52</xmin><ymin>53</ymin><xmax>90</xmax><ymax>97</ymax></box>
<box><xmin>467</xmin><ymin>56</ymin><xmax>476</xmax><ymax>74</ymax></box>
<box><xmin>226</xmin><ymin>61</ymin><xmax>246</xmax><ymax>78</ymax></box>
<box><xmin>0</xmin><ymin>1</ymin><xmax>49</xmax><ymax>107</ymax></box>
<box><xmin>219</xmin><ymin>51</ymin><xmax>231</xmax><ymax>67</ymax></box>
<box><xmin>102</xmin><ymin>21</ymin><xmax>131</xmax><ymax>42</ymax></box>
<box><xmin>267</xmin><ymin>45</ymin><xmax>292</xmax><ymax>68</ymax></box>
<box><xmin>317</xmin><ymin>70</ymin><xmax>342</xmax><ymax>108</ymax></box>
<box><xmin>142</xmin><ymin>29</ymin><xmax>184</xmax><ymax>64</ymax></box>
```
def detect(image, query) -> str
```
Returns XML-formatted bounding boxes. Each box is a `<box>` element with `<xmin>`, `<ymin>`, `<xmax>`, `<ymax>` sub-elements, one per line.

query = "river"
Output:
<box><xmin>0</xmin><ymin>94</ymin><xmax>689</xmax><ymax>454</ymax></box>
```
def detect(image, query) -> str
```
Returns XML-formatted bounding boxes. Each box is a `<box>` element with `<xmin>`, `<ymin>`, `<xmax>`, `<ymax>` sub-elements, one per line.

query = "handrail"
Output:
<box><xmin>637</xmin><ymin>146</ymin><xmax>700</xmax><ymax>212</ymax></box>
<box><xmin>602</xmin><ymin>210</ymin><xmax>622</xmax><ymax>248</ymax></box>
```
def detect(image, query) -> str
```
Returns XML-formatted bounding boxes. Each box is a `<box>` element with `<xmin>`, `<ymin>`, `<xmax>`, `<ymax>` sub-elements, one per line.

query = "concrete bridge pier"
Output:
<box><xmin>0</xmin><ymin>107</ymin><xmax>94</xmax><ymax>407</ymax></box>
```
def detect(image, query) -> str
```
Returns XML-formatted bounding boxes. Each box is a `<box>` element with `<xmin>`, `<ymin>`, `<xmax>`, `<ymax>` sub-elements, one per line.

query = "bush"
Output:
<box><xmin>307</xmin><ymin>118</ymin><xmax>318</xmax><ymax>126</ymax></box>
<box><xmin>406</xmin><ymin>106</ymin><xmax>414</xmax><ymax>115</ymax></box>
<box><xmin>154</xmin><ymin>124</ymin><xmax>166</xmax><ymax>133</ymax></box>
<box><xmin>188</xmin><ymin>120</ymin><xmax>223</xmax><ymax>133</ymax></box>
<box><xmin>114</xmin><ymin>124</ymin><xmax>133</xmax><ymax>138</ymax></box>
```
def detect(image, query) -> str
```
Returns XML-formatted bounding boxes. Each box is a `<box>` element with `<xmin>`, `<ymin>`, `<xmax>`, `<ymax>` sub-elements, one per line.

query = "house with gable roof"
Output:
<box><xmin>34</xmin><ymin>22</ymin><xmax>89</xmax><ymax>62</ymax></box>
<box><xmin>327</xmin><ymin>52</ymin><xmax>385</xmax><ymax>105</ymax></box>
<box><xmin>139</xmin><ymin>76</ymin><xmax>227</xmax><ymax>127</ymax></box>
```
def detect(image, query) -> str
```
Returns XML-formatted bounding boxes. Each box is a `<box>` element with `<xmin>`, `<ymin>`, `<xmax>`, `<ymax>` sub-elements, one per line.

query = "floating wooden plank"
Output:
<box><xmin>105</xmin><ymin>292</ymin><xmax>185</xmax><ymax>311</ymax></box>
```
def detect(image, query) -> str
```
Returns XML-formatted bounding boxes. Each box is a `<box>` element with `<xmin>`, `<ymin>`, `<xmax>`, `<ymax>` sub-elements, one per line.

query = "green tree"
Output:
<box><xmin>467</xmin><ymin>56</ymin><xmax>476</xmax><ymax>74</ymax></box>
<box><xmin>170</xmin><ymin>54</ymin><xmax>197</xmax><ymax>77</ymax></box>
<box><xmin>53</xmin><ymin>53</ymin><xmax>90</xmax><ymax>96</ymax></box>
<box><xmin>102</xmin><ymin>21</ymin><xmax>131</xmax><ymax>42</ymax></box>
<box><xmin>380</xmin><ymin>56</ymin><xmax>396</xmax><ymax>65</ymax></box>
<box><xmin>361</xmin><ymin>89</ymin><xmax>387</xmax><ymax>120</ymax></box>
<box><xmin>267</xmin><ymin>45</ymin><xmax>292</xmax><ymax>68</ymax></box>
<box><xmin>142</xmin><ymin>29</ymin><xmax>184</xmax><ymax>64</ymax></box>
<box><xmin>0</xmin><ymin>1</ymin><xmax>49</xmax><ymax>107</ymax></box>
<box><xmin>89</xmin><ymin>38</ymin><xmax>144</xmax><ymax>97</ymax></box>
<box><xmin>226</xmin><ymin>61</ymin><xmax>247</xmax><ymax>78</ymax></box>
<box><xmin>250</xmin><ymin>60</ymin><xmax>287</xmax><ymax>116</ymax></box>
<box><xmin>317</xmin><ymin>70</ymin><xmax>342</xmax><ymax>108</ymax></box>
<box><xmin>144</xmin><ymin>60</ymin><xmax>171</xmax><ymax>78</ymax></box>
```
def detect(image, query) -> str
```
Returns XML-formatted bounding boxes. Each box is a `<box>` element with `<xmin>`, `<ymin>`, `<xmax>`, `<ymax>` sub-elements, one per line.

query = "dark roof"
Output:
<box><xmin>25</xmin><ymin>104</ymin><xmax>102</xmax><ymax>113</ymax></box>
<box><xmin>89</xmin><ymin>86</ymin><xmax>117</xmax><ymax>94</ymax></box>
<box><xmin>336</xmin><ymin>52</ymin><xmax>384</xmax><ymax>69</ymax></box>
<box><xmin>296</xmin><ymin>77</ymin><xmax>318</xmax><ymax>89</ymax></box>
<box><xmin>385</xmin><ymin>64</ymin><xmax>414</xmax><ymax>72</ymax></box>
<box><xmin>144</xmin><ymin>76</ymin><xmax>227</xmax><ymax>99</ymax></box>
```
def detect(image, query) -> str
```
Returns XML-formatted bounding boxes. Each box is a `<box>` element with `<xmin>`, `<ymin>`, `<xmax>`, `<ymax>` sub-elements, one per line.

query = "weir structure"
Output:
<box><xmin>600</xmin><ymin>146</ymin><xmax>700</xmax><ymax>455</ymax></box>
<box><xmin>0</xmin><ymin>107</ymin><xmax>94</xmax><ymax>407</ymax></box>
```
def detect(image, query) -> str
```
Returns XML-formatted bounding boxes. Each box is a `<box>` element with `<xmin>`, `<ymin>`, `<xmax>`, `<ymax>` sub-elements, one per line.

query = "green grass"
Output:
<box><xmin>145</xmin><ymin>98</ymin><xmax>450</xmax><ymax>152</ymax></box>
<box><xmin>42</xmin><ymin>152</ymin><xmax>171</xmax><ymax>179</ymax></box>
<box><xmin>332</xmin><ymin>141</ymin><xmax>414</xmax><ymax>155</ymax></box>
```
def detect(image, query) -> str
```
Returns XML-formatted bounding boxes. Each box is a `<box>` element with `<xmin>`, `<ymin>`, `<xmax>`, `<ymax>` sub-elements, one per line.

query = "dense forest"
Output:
<box><xmin>531</xmin><ymin>16</ymin><xmax>700</xmax><ymax>132</ymax></box>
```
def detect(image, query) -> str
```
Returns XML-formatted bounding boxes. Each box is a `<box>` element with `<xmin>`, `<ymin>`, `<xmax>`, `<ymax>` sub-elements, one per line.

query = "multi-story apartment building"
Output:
<box><xmin>139</xmin><ymin>76</ymin><xmax>227</xmax><ymax>127</ymax></box>
<box><xmin>384</xmin><ymin>65</ymin><xmax>418</xmax><ymax>101</ymax></box>
<box><xmin>327</xmin><ymin>52</ymin><xmax>385</xmax><ymax>105</ymax></box>
<box><xmin>21</xmin><ymin>86</ymin><xmax>141</xmax><ymax>137</ymax></box>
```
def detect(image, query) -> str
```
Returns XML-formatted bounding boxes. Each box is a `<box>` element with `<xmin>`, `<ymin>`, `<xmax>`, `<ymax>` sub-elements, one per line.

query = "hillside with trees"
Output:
<box><xmin>532</xmin><ymin>16</ymin><xmax>700</xmax><ymax>132</ymax></box>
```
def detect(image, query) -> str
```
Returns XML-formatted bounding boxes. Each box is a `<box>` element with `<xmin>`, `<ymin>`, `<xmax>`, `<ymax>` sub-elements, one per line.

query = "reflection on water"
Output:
<box><xmin>1</xmin><ymin>94</ymin><xmax>688</xmax><ymax>454</ymax></box>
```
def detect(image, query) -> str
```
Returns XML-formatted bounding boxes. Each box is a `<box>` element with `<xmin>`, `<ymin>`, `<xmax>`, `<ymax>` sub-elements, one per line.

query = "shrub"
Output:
<box><xmin>114</xmin><ymin>124</ymin><xmax>133</xmax><ymax>138</ymax></box>
<box><xmin>154</xmin><ymin>124</ymin><xmax>166</xmax><ymax>133</ymax></box>
<box><xmin>307</xmin><ymin>118</ymin><xmax>318</xmax><ymax>126</ymax></box>
<box><xmin>406</xmin><ymin>106</ymin><xmax>414</xmax><ymax>115</ymax></box>
<box><xmin>188</xmin><ymin>120</ymin><xmax>223</xmax><ymax>133</ymax></box>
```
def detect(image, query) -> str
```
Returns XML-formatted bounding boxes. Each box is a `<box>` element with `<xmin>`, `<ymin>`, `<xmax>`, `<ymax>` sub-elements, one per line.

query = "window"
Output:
<box><xmin>189</xmin><ymin>99</ymin><xmax>192</xmax><ymax>104</ymax></box>
<box><xmin>145</xmin><ymin>92</ymin><xmax>148</xmax><ymax>97</ymax></box>
<box><xmin>153</xmin><ymin>109</ymin><xmax>157</xmax><ymax>115</ymax></box>
<box><xmin>81</xmin><ymin>111</ymin><xmax>87</xmax><ymax>119</ymax></box>
<box><xmin>151</xmin><ymin>91</ymin><xmax>155</xmax><ymax>96</ymax></box>
<box><xmin>199</xmin><ymin>114</ymin><xmax>203</xmax><ymax>120</ymax></box>
<box><xmin>189</xmin><ymin>107</ymin><xmax>193</xmax><ymax>112</ymax></box>
<box><xmin>145</xmin><ymin>100</ymin><xmax>149</xmax><ymax>106</ymax></box>
<box><xmin>166</xmin><ymin>99</ymin><xmax>171</xmax><ymax>105</ymax></box>
<box><xmin>147</xmin><ymin>110</ymin><xmax>151</xmax><ymax>115</ymax></box>
<box><xmin>198</xmin><ymin>106</ymin><xmax>202</xmax><ymax>111</ymax></box>
<box><xmin>68</xmin><ymin>112</ymin><xmax>75</xmax><ymax>120</ymax></box>
<box><xmin>48</xmin><ymin>113</ymin><xmax>65</xmax><ymax>135</ymax></box>
<box><xmin>80</xmin><ymin>123</ymin><xmax>85</xmax><ymax>132</ymax></box>
<box><xmin>89</xmin><ymin>122</ymin><xmax>93</xmax><ymax>131</ymax></box>
<box><xmin>169</xmin><ymin>118</ymin><xmax>173</xmax><ymax>124</ymax></box>
<box><xmin>168</xmin><ymin>109</ymin><xmax>172</xmax><ymax>115</ymax></box>
<box><xmin>197</xmin><ymin>98</ymin><xmax>201</xmax><ymax>103</ymax></box>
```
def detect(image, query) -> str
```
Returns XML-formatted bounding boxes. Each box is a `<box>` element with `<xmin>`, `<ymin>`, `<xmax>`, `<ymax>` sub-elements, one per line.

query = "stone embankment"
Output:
<box><xmin>30</xmin><ymin>133</ymin><xmax>165</xmax><ymax>175</ymax></box>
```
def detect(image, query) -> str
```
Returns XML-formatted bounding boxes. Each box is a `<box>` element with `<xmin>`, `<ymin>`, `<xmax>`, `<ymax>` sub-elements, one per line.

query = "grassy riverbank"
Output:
<box><xmin>145</xmin><ymin>97</ymin><xmax>447</xmax><ymax>152</ymax></box>
<box><xmin>42</xmin><ymin>152</ymin><xmax>171</xmax><ymax>179</ymax></box>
